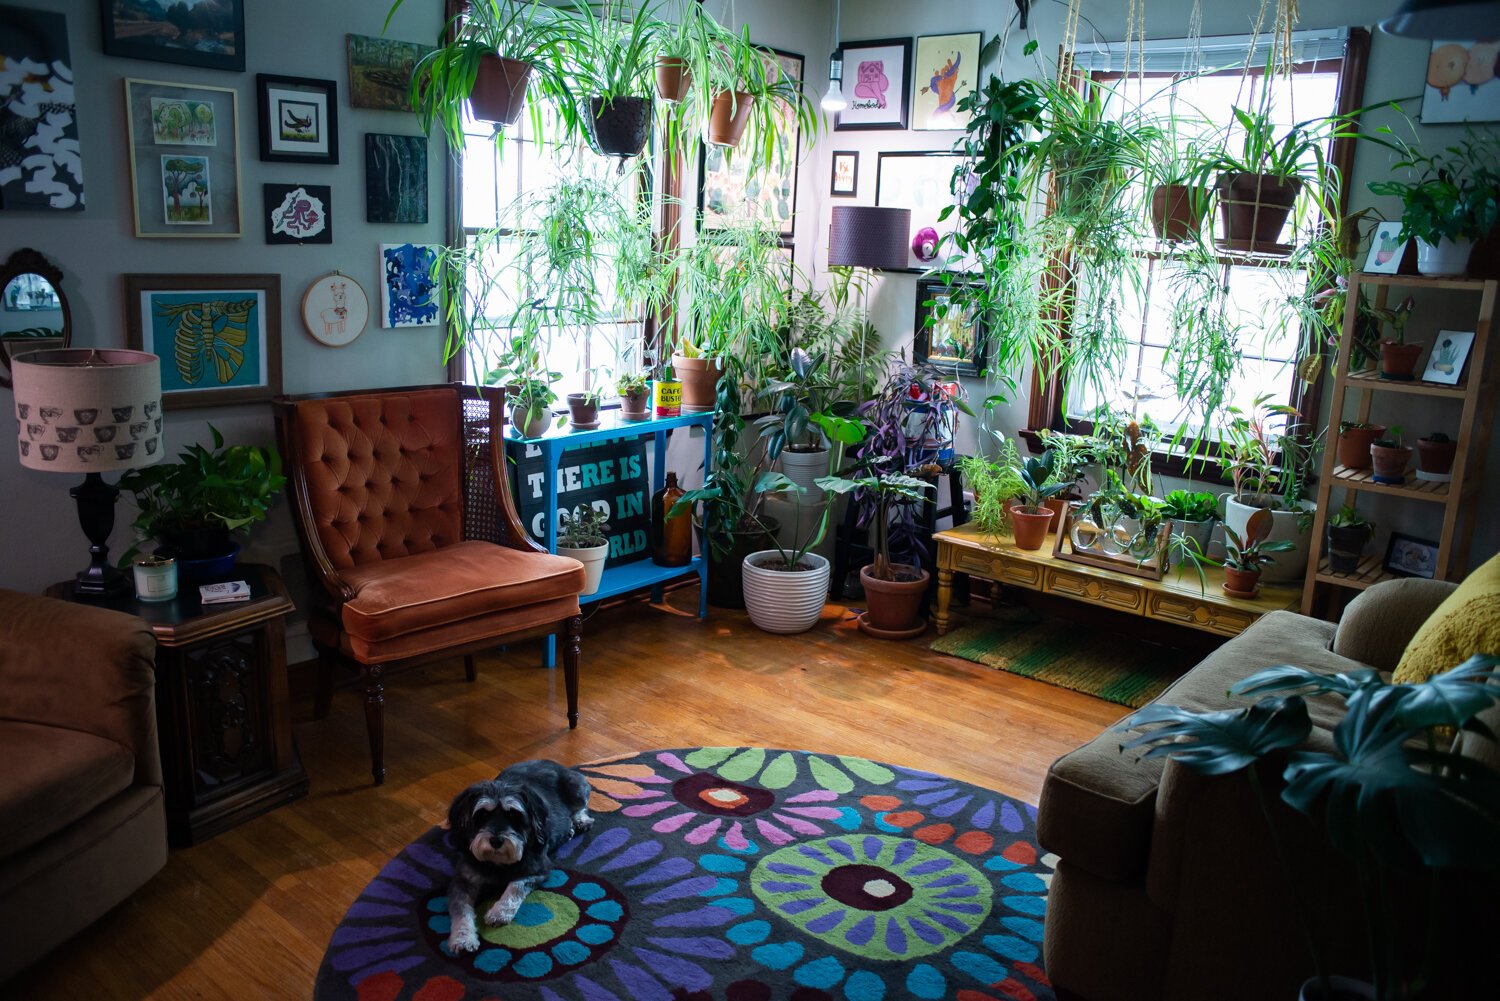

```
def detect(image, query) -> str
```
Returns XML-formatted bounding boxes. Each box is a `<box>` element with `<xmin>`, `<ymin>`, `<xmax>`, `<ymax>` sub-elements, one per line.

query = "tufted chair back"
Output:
<box><xmin>282</xmin><ymin>388</ymin><xmax>465</xmax><ymax>570</ymax></box>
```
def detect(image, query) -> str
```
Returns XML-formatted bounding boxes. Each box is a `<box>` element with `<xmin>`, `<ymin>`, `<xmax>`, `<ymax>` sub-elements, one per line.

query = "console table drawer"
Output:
<box><xmin>1043</xmin><ymin>567</ymin><xmax>1144</xmax><ymax>613</ymax></box>
<box><xmin>1147</xmin><ymin>592</ymin><xmax>1258</xmax><ymax>637</ymax></box>
<box><xmin>952</xmin><ymin>548</ymin><xmax>1044</xmax><ymax>590</ymax></box>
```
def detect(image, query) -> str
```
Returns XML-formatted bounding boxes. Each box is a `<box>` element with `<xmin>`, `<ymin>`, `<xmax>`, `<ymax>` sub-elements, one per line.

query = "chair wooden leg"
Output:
<box><xmin>464</xmin><ymin>654</ymin><xmax>477</xmax><ymax>682</ymax></box>
<box><xmin>362</xmin><ymin>663</ymin><xmax>386</xmax><ymax>786</ymax></box>
<box><xmin>313</xmin><ymin>649</ymin><xmax>336</xmax><ymax>720</ymax></box>
<box><xmin>562</xmin><ymin>615</ymin><xmax>582</xmax><ymax>729</ymax></box>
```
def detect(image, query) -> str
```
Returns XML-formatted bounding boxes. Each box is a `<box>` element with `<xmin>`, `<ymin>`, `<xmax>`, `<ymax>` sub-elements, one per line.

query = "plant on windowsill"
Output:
<box><xmin>1367</xmin><ymin>130</ymin><xmax>1500</xmax><ymax>276</ymax></box>
<box><xmin>1161</xmin><ymin>488</ymin><xmax>1218</xmax><ymax>558</ymax></box>
<box><xmin>1325</xmin><ymin>504</ymin><xmax>1373</xmax><ymax>574</ymax></box>
<box><xmin>1219</xmin><ymin>393</ymin><xmax>1322</xmax><ymax>583</ymax></box>
<box><xmin>1118</xmin><ymin>655</ymin><xmax>1500</xmax><ymax>1001</ymax></box>
<box><xmin>558</xmin><ymin>503</ymin><xmax>611</xmax><ymax>596</ymax></box>
<box><xmin>959</xmin><ymin>438</ymin><xmax>1027</xmax><ymax>542</ymax></box>
<box><xmin>616</xmin><ymin>371</ymin><xmax>652</xmax><ymax>422</ymax></box>
<box><xmin>1217</xmin><ymin>506</ymin><xmax>1294</xmax><ymax>597</ymax></box>
<box><xmin>565</xmin><ymin>0</ymin><xmax>663</xmax><ymax>159</ymax></box>
<box><xmin>819</xmin><ymin>472</ymin><xmax>936</xmax><ymax>637</ymax></box>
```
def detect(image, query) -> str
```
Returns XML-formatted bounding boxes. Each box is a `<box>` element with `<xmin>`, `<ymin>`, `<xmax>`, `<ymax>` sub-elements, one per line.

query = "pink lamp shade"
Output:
<box><xmin>13</xmin><ymin>349</ymin><xmax>163</xmax><ymax>473</ymax></box>
<box><xmin>828</xmin><ymin>205</ymin><xmax>911</xmax><ymax>271</ymax></box>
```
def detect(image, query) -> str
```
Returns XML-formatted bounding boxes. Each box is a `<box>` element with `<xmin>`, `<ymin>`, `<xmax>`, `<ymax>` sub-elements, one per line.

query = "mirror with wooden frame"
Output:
<box><xmin>1</xmin><ymin>248</ymin><xmax>71</xmax><ymax>390</ymax></box>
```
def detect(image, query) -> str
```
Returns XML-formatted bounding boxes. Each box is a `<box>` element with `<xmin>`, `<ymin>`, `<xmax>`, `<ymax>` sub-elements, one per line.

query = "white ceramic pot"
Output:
<box><xmin>1416</xmin><ymin>236</ymin><xmax>1473</xmax><ymax>277</ymax></box>
<box><xmin>778</xmin><ymin>446</ymin><xmax>830</xmax><ymax>499</ymax></box>
<box><xmin>560</xmin><ymin>542</ymin><xmax>609</xmax><ymax>596</ymax></box>
<box><xmin>742</xmin><ymin>550</ymin><xmax>830</xmax><ymax>634</ymax></box>
<box><xmin>1222</xmin><ymin>493</ymin><xmax>1315</xmax><ymax>585</ymax></box>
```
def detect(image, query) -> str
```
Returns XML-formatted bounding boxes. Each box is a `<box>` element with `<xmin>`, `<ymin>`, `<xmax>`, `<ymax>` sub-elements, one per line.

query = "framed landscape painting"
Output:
<box><xmin>347</xmin><ymin>34</ymin><xmax>432</xmax><ymax>112</ymax></box>
<box><xmin>380</xmin><ymin>243</ymin><xmax>440</xmax><ymax>329</ymax></box>
<box><xmin>0</xmin><ymin>6</ymin><xmax>85</xmax><ymax>211</ymax></box>
<box><xmin>257</xmin><ymin>75</ymin><xmax>338</xmax><ymax>165</ymax></box>
<box><xmin>123</xmin><ymin>273</ymin><xmax>282</xmax><ymax>409</ymax></box>
<box><xmin>100</xmin><ymin>0</ymin><xmax>245</xmax><ymax>72</ymax></box>
<box><xmin>125</xmin><ymin>79</ymin><xmax>241</xmax><ymax>237</ymax></box>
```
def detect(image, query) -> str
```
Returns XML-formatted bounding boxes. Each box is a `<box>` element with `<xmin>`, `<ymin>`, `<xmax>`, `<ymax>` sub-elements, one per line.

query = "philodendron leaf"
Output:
<box><xmin>1118</xmin><ymin>696</ymin><xmax>1312</xmax><ymax>776</ymax></box>
<box><xmin>1392</xmin><ymin>654</ymin><xmax>1500</xmax><ymax>732</ymax></box>
<box><xmin>1232</xmin><ymin>664</ymin><xmax>1385</xmax><ymax>700</ymax></box>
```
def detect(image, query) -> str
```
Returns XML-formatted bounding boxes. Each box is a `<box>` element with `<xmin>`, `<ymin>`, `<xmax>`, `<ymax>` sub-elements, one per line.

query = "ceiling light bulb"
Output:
<box><xmin>822</xmin><ymin>80</ymin><xmax>847</xmax><ymax>112</ymax></box>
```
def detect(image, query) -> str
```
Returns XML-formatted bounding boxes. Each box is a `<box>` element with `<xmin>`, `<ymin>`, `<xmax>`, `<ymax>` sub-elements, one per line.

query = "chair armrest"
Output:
<box><xmin>1331</xmin><ymin>577</ymin><xmax>1456</xmax><ymax>673</ymax></box>
<box><xmin>0</xmin><ymin>590</ymin><xmax>162</xmax><ymax>787</ymax></box>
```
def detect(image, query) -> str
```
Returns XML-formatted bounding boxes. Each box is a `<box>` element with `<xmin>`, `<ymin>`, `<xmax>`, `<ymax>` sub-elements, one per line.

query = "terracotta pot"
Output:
<box><xmin>1042</xmin><ymin>496</ymin><xmax>1069</xmax><ymax>533</ymax></box>
<box><xmin>1216</xmin><ymin>172</ymin><xmax>1302</xmax><ymax>248</ymax></box>
<box><xmin>1222</xmin><ymin>566</ymin><xmax>1261</xmax><ymax>597</ymax></box>
<box><xmin>1379</xmin><ymin>339</ymin><xmax>1424</xmax><ymax>380</ymax></box>
<box><xmin>1370</xmin><ymin>442</ymin><xmax>1412</xmax><ymax>485</ymax></box>
<box><xmin>860</xmin><ymin>564</ymin><xmax>931</xmax><ymax>635</ymax></box>
<box><xmin>1417</xmin><ymin>435</ymin><xmax>1457</xmax><ymax>478</ymax></box>
<box><xmin>707</xmin><ymin>89</ymin><xmax>755</xmax><ymax>147</ymax></box>
<box><xmin>620</xmin><ymin>388</ymin><xmax>651</xmax><ymax>422</ymax></box>
<box><xmin>1010</xmin><ymin>506</ymin><xmax>1053</xmax><ymax>551</ymax></box>
<box><xmin>1326</xmin><ymin>522</ymin><xmax>1372</xmax><ymax>574</ymax></box>
<box><xmin>566</xmin><ymin>393</ymin><xmax>599</xmax><ymax>430</ymax></box>
<box><xmin>671</xmin><ymin>354</ymin><xmax>724</xmax><ymax>413</ymax></box>
<box><xmin>1149</xmin><ymin>183</ymin><xmax>1207</xmax><ymax>243</ymax></box>
<box><xmin>655</xmin><ymin>57</ymin><xmax>692</xmax><ymax>102</ymax></box>
<box><xmin>585</xmin><ymin>95</ymin><xmax>652</xmax><ymax>158</ymax></box>
<box><xmin>1335</xmin><ymin>424</ymin><xmax>1386</xmax><ymax>470</ymax></box>
<box><xmin>469</xmin><ymin>55</ymin><xmax>532</xmax><ymax>126</ymax></box>
<box><xmin>1222</xmin><ymin>493</ymin><xmax>1314</xmax><ymax>584</ymax></box>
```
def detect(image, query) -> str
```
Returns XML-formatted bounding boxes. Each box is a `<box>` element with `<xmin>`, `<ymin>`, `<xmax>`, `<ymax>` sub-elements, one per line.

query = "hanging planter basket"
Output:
<box><xmin>1216</xmin><ymin>172</ymin><xmax>1302</xmax><ymax>252</ymax></box>
<box><xmin>655</xmin><ymin>57</ymin><xmax>692</xmax><ymax>102</ymax></box>
<box><xmin>586</xmin><ymin>96</ymin><xmax>653</xmax><ymax>158</ymax></box>
<box><xmin>1149</xmin><ymin>184</ymin><xmax>1209</xmax><ymax>243</ymax></box>
<box><xmin>469</xmin><ymin>55</ymin><xmax>533</xmax><ymax>126</ymax></box>
<box><xmin>707</xmin><ymin>89</ymin><xmax>755</xmax><ymax>147</ymax></box>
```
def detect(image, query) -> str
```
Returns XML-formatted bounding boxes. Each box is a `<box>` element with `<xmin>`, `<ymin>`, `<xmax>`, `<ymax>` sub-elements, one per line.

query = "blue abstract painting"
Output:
<box><xmin>379</xmin><ymin>242</ymin><xmax>439</xmax><ymax>328</ymax></box>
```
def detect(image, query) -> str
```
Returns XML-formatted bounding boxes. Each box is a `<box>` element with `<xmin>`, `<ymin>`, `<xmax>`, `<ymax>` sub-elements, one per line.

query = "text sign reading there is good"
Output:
<box><xmin>506</xmin><ymin>438</ymin><xmax>650</xmax><ymax>568</ymax></box>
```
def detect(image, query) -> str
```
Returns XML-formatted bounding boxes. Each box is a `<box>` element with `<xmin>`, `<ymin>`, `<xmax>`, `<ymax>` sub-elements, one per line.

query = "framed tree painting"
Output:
<box><xmin>123</xmin><ymin>273</ymin><xmax>282</xmax><ymax>409</ymax></box>
<box><xmin>265</xmin><ymin>183</ymin><xmax>331</xmax><ymax>244</ymax></box>
<box><xmin>0</xmin><ymin>6</ymin><xmax>85</xmax><ymax>211</ymax></box>
<box><xmin>347</xmin><ymin>33</ymin><xmax>432</xmax><ymax>112</ymax></box>
<box><xmin>100</xmin><ymin>0</ymin><xmax>246</xmax><ymax>72</ymax></box>
<box><xmin>257</xmin><ymin>75</ymin><xmax>338</xmax><ymax>165</ymax></box>
<box><xmin>366</xmin><ymin>133</ymin><xmax>428</xmax><ymax>224</ymax></box>
<box><xmin>124</xmin><ymin>78</ymin><xmax>241</xmax><ymax>238</ymax></box>
<box><xmin>835</xmin><ymin>37</ymin><xmax>912</xmax><ymax>131</ymax></box>
<box><xmin>697</xmin><ymin>47</ymin><xmax>803</xmax><ymax>241</ymax></box>
<box><xmin>379</xmin><ymin>243</ymin><xmax>440</xmax><ymax>328</ymax></box>
<box><xmin>914</xmin><ymin>277</ymin><xmax>986</xmax><ymax>376</ymax></box>
<box><xmin>875</xmin><ymin>151</ymin><xmax>974</xmax><ymax>272</ymax></box>
<box><xmin>912</xmin><ymin>32</ymin><xmax>980</xmax><ymax>131</ymax></box>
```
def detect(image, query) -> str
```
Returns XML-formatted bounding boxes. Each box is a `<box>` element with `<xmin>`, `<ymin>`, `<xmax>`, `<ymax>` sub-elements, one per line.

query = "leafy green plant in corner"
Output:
<box><xmin>1328</xmin><ymin>504</ymin><xmax>1370</xmax><ymax>529</ymax></box>
<box><xmin>754</xmin><ymin>347</ymin><xmax>865</xmax><ymax>462</ymax></box>
<box><xmin>1367</xmin><ymin>130</ymin><xmax>1500</xmax><ymax>246</ymax></box>
<box><xmin>1013</xmin><ymin>449</ymin><xmax>1067</xmax><ymax>514</ymax></box>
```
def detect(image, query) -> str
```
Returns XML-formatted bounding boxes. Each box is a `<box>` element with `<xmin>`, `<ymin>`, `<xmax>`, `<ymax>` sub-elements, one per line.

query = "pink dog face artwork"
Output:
<box><xmin>853</xmin><ymin>60</ymin><xmax>890</xmax><ymax>109</ymax></box>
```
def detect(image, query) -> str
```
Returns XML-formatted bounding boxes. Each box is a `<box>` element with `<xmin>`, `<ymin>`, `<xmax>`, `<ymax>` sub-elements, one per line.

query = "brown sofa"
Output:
<box><xmin>1036</xmin><ymin>577</ymin><xmax>1496</xmax><ymax>1001</ymax></box>
<box><xmin>0</xmin><ymin>588</ymin><xmax>168</xmax><ymax>983</ymax></box>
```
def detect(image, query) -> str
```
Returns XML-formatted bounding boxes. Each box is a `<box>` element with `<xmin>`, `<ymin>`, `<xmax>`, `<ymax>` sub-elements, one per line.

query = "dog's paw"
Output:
<box><xmin>484</xmin><ymin>898</ymin><xmax>522</xmax><ymax>926</ymax></box>
<box><xmin>447</xmin><ymin>928</ymin><xmax>481</xmax><ymax>954</ymax></box>
<box><xmin>572</xmin><ymin>809</ymin><xmax>595</xmax><ymax>833</ymax></box>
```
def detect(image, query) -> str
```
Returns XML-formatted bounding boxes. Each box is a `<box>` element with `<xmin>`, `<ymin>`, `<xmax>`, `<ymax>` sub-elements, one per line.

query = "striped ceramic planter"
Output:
<box><xmin>742</xmin><ymin>550</ymin><xmax>830</xmax><ymax>634</ymax></box>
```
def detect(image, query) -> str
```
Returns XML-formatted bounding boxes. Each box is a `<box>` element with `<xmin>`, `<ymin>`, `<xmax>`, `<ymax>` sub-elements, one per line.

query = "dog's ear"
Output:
<box><xmin>521</xmin><ymin>786</ymin><xmax>550</xmax><ymax>847</ymax></box>
<box><xmin>448</xmin><ymin>783</ymin><xmax>499</xmax><ymax>836</ymax></box>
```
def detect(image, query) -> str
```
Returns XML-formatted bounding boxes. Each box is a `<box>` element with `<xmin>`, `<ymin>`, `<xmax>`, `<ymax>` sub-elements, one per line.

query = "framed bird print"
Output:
<box><xmin>256</xmin><ymin>75</ymin><xmax>339</xmax><ymax>164</ymax></box>
<box><xmin>912</xmin><ymin>32</ymin><xmax>980</xmax><ymax>130</ymax></box>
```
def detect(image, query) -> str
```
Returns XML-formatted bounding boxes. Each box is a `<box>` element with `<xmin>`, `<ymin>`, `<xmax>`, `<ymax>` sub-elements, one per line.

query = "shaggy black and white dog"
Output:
<box><xmin>444</xmin><ymin>760</ymin><xmax>593</xmax><ymax>954</ymax></box>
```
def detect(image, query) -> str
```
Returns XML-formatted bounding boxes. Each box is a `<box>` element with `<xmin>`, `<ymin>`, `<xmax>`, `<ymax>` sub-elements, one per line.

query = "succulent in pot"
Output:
<box><xmin>1218</xmin><ymin>507</ymin><xmax>1295</xmax><ymax>597</ymax></box>
<box><xmin>1335</xmin><ymin>420</ymin><xmax>1387</xmax><ymax>470</ymax></box>
<box><xmin>1325</xmin><ymin>504</ymin><xmax>1374</xmax><ymax>574</ymax></box>
<box><xmin>558</xmin><ymin>504</ymin><xmax>610</xmax><ymax>596</ymax></box>
<box><xmin>1007</xmin><ymin>451</ymin><xmax>1069</xmax><ymax>551</ymax></box>
<box><xmin>616</xmin><ymin>372</ymin><xmax>651</xmax><ymax>422</ymax></box>
<box><xmin>1369</xmin><ymin>427</ymin><xmax>1412</xmax><ymax>486</ymax></box>
<box><xmin>1416</xmin><ymin>431</ymin><xmax>1457</xmax><ymax>482</ymax></box>
<box><xmin>1372</xmin><ymin>295</ymin><xmax>1422</xmax><ymax>381</ymax></box>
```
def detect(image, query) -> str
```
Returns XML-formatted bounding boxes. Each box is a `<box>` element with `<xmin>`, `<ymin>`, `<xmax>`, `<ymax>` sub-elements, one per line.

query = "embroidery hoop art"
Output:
<box><xmin>301</xmin><ymin>271</ymin><xmax>369</xmax><ymax>347</ymax></box>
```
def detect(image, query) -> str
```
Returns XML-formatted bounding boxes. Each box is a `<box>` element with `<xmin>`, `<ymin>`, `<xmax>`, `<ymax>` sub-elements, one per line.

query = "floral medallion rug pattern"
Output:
<box><xmin>315</xmin><ymin>748</ymin><xmax>1057</xmax><ymax>1001</ymax></box>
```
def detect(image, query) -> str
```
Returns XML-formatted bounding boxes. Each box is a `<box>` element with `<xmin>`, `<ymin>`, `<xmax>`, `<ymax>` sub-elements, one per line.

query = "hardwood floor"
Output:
<box><xmin>11</xmin><ymin>589</ymin><xmax>1130</xmax><ymax>1000</ymax></box>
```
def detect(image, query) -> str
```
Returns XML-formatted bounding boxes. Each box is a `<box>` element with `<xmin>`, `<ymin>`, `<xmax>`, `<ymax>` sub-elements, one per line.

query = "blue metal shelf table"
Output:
<box><xmin>507</xmin><ymin>410</ymin><xmax>714</xmax><ymax>665</ymax></box>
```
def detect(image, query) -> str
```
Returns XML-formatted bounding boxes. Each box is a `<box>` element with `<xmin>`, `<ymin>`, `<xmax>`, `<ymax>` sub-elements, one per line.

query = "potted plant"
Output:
<box><xmin>558</xmin><ymin>503</ymin><xmax>610</xmax><ymax>596</ymax></box>
<box><xmin>1325</xmin><ymin>504</ymin><xmax>1374</xmax><ymax>574</ymax></box>
<box><xmin>755</xmin><ymin>346</ymin><xmax>865</xmax><ymax>500</ymax></box>
<box><xmin>1220</xmin><ymin>395</ymin><xmax>1321</xmax><ymax>585</ymax></box>
<box><xmin>1145</xmin><ymin>116</ymin><xmax>1212</xmax><ymax>243</ymax></box>
<box><xmin>820</xmin><ymin>472</ymin><xmax>936</xmax><ymax>638</ymax></box>
<box><xmin>1008</xmin><ymin>450</ymin><xmax>1068</xmax><ymax>551</ymax></box>
<box><xmin>566</xmin><ymin>0</ymin><xmax>661</xmax><ymax>159</ymax></box>
<box><xmin>617</xmin><ymin>371</ymin><xmax>651</xmax><ymax>421</ymax></box>
<box><xmin>670</xmin><ymin>337</ymin><xmax>725</xmax><ymax>414</ymax></box>
<box><xmin>738</xmin><ymin>472</ymin><xmax>832</xmax><ymax>635</ymax></box>
<box><xmin>701</xmin><ymin>29</ymin><xmax>816</xmax><ymax>165</ymax></box>
<box><xmin>1370</xmin><ymin>427</ymin><xmax>1412</xmax><ymax>485</ymax></box>
<box><xmin>1161</xmin><ymin>488</ymin><xmax>1218</xmax><ymax>558</ymax></box>
<box><xmin>118</xmin><ymin>425</ymin><xmax>287</xmax><ymax>583</ymax></box>
<box><xmin>566</xmin><ymin>388</ymin><xmax>602</xmax><ymax>430</ymax></box>
<box><xmin>1416</xmin><ymin>430</ymin><xmax>1457</xmax><ymax>482</ymax></box>
<box><xmin>1373</xmin><ymin>295</ymin><xmax>1421</xmax><ymax>381</ymax></box>
<box><xmin>1218</xmin><ymin>506</ymin><xmax>1295</xmax><ymax>597</ymax></box>
<box><xmin>1335</xmin><ymin>420</ymin><xmax>1387</xmax><ymax>470</ymax></box>
<box><xmin>509</xmin><ymin>377</ymin><xmax>557</xmax><ymax>438</ymax></box>
<box><xmin>1119</xmin><ymin>655</ymin><xmax>1500</xmax><ymax>1001</ymax></box>
<box><xmin>1368</xmin><ymin>132</ymin><xmax>1500</xmax><ymax>276</ymax></box>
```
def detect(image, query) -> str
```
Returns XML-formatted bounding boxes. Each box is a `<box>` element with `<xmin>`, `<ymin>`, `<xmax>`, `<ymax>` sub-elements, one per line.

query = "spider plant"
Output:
<box><xmin>561</xmin><ymin>0</ymin><xmax>663</xmax><ymax>101</ymax></box>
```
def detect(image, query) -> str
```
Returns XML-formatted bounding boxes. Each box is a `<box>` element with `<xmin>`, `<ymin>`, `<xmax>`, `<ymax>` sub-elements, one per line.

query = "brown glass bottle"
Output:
<box><xmin>652</xmin><ymin>472</ymin><xmax>692</xmax><ymax>567</ymax></box>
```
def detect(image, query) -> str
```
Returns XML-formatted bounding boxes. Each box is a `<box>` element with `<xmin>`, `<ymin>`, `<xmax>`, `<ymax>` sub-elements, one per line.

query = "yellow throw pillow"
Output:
<box><xmin>1394</xmin><ymin>551</ymin><xmax>1500</xmax><ymax>683</ymax></box>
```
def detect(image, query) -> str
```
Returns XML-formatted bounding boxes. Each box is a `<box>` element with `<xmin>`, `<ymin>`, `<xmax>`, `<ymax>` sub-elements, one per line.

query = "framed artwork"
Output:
<box><xmin>366</xmin><ymin>133</ymin><xmax>428</xmax><ymax>224</ymax></box>
<box><xmin>301</xmin><ymin>272</ymin><xmax>369</xmax><ymax>347</ymax></box>
<box><xmin>835</xmin><ymin>37</ymin><xmax>913</xmax><ymax>131</ymax></box>
<box><xmin>347</xmin><ymin>33</ymin><xmax>433</xmax><ymax>112</ymax></box>
<box><xmin>100</xmin><ymin>0</ymin><xmax>245</xmax><ymax>72</ymax></box>
<box><xmin>257</xmin><ymin>75</ymin><xmax>338</xmax><ymax>165</ymax></box>
<box><xmin>698</xmin><ymin>47</ymin><xmax>803</xmax><ymax>240</ymax></box>
<box><xmin>123</xmin><ymin>273</ymin><xmax>282</xmax><ymax>410</ymax></box>
<box><xmin>1384</xmin><ymin>532</ymin><xmax>1439</xmax><ymax>579</ymax></box>
<box><xmin>1363</xmin><ymin>221</ymin><xmax>1407</xmax><ymax>274</ymax></box>
<box><xmin>264</xmin><ymin>183</ymin><xmax>331</xmax><ymax>245</ymax></box>
<box><xmin>125</xmin><ymin>79</ymin><xmax>241</xmax><ymax>238</ymax></box>
<box><xmin>876</xmin><ymin>151</ymin><xmax>974</xmax><ymax>271</ymax></box>
<box><xmin>830</xmin><ymin>151</ymin><xmax>858</xmax><ymax>197</ymax></box>
<box><xmin>0</xmin><ymin>6</ymin><xmax>85</xmax><ymax>211</ymax></box>
<box><xmin>913</xmin><ymin>277</ymin><xmax>986</xmax><ymax>376</ymax></box>
<box><xmin>1421</xmin><ymin>40</ymin><xmax>1500</xmax><ymax>124</ymax></box>
<box><xmin>1422</xmin><ymin>329</ymin><xmax>1475</xmax><ymax>384</ymax></box>
<box><xmin>380</xmin><ymin>243</ymin><xmax>440</xmax><ymax>329</ymax></box>
<box><xmin>912</xmin><ymin>32</ymin><xmax>980</xmax><ymax>131</ymax></box>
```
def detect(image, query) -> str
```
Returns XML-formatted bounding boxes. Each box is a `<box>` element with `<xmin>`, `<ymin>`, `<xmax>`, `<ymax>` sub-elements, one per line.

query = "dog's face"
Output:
<box><xmin>449</xmin><ymin>783</ymin><xmax>541</xmax><ymax>866</ymax></box>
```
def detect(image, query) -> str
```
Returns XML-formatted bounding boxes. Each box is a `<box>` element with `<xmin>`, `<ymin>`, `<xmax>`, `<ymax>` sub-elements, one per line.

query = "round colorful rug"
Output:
<box><xmin>315</xmin><ymin>748</ymin><xmax>1056</xmax><ymax>1001</ymax></box>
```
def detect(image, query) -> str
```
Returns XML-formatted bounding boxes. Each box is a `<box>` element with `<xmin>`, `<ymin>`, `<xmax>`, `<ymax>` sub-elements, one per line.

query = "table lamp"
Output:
<box><xmin>12</xmin><ymin>349</ymin><xmax>163</xmax><ymax>597</ymax></box>
<box><xmin>828</xmin><ymin>205</ymin><xmax>911</xmax><ymax>272</ymax></box>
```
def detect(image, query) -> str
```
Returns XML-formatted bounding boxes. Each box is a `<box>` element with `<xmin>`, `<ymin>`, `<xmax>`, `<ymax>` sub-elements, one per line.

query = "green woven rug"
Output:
<box><xmin>931</xmin><ymin>613</ymin><xmax>1194</xmax><ymax>708</ymax></box>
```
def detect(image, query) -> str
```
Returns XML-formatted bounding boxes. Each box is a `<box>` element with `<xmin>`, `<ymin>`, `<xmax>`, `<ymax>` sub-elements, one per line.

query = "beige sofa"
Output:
<box><xmin>0</xmin><ymin>588</ymin><xmax>168</xmax><ymax>982</ymax></box>
<box><xmin>1036</xmin><ymin>577</ymin><xmax>1496</xmax><ymax>1001</ymax></box>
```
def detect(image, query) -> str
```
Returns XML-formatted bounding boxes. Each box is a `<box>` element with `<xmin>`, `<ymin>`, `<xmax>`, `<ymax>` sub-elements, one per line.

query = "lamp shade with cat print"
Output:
<box><xmin>13</xmin><ymin>349</ymin><xmax>163</xmax><ymax>474</ymax></box>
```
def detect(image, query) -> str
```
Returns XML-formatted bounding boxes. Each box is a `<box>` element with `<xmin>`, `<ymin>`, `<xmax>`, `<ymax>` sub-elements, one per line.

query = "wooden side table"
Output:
<box><xmin>49</xmin><ymin>563</ymin><xmax>307</xmax><ymax>845</ymax></box>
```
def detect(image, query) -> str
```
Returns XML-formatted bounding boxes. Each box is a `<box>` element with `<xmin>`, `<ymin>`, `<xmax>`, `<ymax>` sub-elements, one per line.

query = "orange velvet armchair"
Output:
<box><xmin>273</xmin><ymin>384</ymin><xmax>585</xmax><ymax>785</ymax></box>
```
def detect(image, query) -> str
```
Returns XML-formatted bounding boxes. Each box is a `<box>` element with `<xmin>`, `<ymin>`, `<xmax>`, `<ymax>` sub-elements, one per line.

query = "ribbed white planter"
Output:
<box><xmin>1222</xmin><ymin>493</ymin><xmax>1315</xmax><ymax>585</ymax></box>
<box><xmin>1416</xmin><ymin>236</ymin><xmax>1473</xmax><ymax>277</ymax></box>
<box><xmin>778</xmin><ymin>446</ymin><xmax>830</xmax><ymax>500</ymax></box>
<box><xmin>742</xmin><ymin>550</ymin><xmax>830</xmax><ymax>634</ymax></box>
<box><xmin>560</xmin><ymin>542</ymin><xmax>609</xmax><ymax>596</ymax></box>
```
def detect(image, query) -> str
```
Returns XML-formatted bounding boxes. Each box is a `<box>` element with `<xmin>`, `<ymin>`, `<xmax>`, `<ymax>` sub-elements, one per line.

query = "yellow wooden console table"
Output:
<box><xmin>934</xmin><ymin>522</ymin><xmax>1301</xmax><ymax>638</ymax></box>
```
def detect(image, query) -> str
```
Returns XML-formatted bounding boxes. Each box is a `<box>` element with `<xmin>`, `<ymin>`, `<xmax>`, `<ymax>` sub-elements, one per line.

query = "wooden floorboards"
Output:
<box><xmin>11</xmin><ymin>590</ymin><xmax>1131</xmax><ymax>1000</ymax></box>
